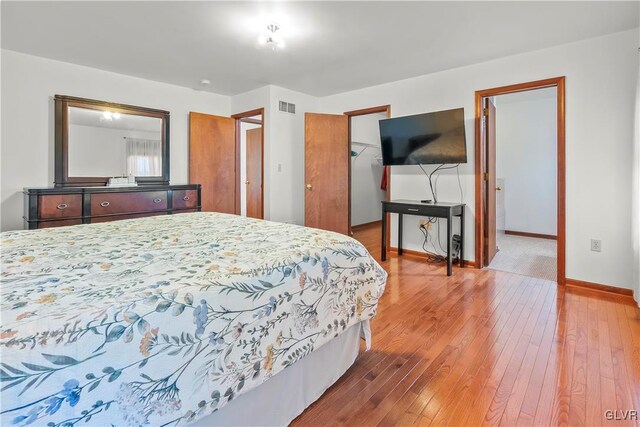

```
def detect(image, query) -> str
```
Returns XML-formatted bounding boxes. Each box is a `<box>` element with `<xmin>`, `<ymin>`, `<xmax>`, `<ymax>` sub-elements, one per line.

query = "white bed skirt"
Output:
<box><xmin>190</xmin><ymin>321</ymin><xmax>367</xmax><ymax>427</ymax></box>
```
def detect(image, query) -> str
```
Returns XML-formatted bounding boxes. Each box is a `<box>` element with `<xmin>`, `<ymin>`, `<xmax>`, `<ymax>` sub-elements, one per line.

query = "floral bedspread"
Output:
<box><xmin>0</xmin><ymin>212</ymin><xmax>387</xmax><ymax>426</ymax></box>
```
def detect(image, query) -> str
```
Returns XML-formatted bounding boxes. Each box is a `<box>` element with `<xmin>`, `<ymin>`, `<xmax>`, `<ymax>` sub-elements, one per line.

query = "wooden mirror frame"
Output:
<box><xmin>54</xmin><ymin>95</ymin><xmax>170</xmax><ymax>187</ymax></box>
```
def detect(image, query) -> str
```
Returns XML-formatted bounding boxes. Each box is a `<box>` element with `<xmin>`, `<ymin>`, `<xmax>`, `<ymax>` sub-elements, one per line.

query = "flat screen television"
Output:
<box><xmin>379</xmin><ymin>108</ymin><xmax>467</xmax><ymax>166</ymax></box>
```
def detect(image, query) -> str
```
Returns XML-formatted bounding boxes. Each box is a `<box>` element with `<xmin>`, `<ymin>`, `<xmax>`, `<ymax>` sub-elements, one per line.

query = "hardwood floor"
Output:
<box><xmin>292</xmin><ymin>223</ymin><xmax>640</xmax><ymax>426</ymax></box>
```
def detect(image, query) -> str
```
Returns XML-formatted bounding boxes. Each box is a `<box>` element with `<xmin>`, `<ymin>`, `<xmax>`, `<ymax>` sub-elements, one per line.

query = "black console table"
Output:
<box><xmin>381</xmin><ymin>200</ymin><xmax>466</xmax><ymax>276</ymax></box>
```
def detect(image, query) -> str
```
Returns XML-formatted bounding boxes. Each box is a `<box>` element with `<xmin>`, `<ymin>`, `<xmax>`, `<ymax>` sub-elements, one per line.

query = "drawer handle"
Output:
<box><xmin>153</xmin><ymin>198</ymin><xmax>163</xmax><ymax>204</ymax></box>
<box><xmin>407</xmin><ymin>208</ymin><xmax>419</xmax><ymax>212</ymax></box>
<box><xmin>56</xmin><ymin>203</ymin><xmax>68</xmax><ymax>210</ymax></box>
<box><xmin>100</xmin><ymin>201</ymin><xmax>110</xmax><ymax>207</ymax></box>
<box><xmin>182</xmin><ymin>196</ymin><xmax>190</xmax><ymax>201</ymax></box>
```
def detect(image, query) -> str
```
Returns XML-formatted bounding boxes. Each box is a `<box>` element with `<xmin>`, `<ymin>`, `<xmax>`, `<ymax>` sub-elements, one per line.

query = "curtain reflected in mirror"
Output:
<box><xmin>67</xmin><ymin>106</ymin><xmax>163</xmax><ymax>177</ymax></box>
<box><xmin>126</xmin><ymin>138</ymin><xmax>162</xmax><ymax>176</ymax></box>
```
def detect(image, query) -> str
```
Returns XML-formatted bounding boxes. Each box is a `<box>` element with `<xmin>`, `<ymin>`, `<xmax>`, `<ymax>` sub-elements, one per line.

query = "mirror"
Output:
<box><xmin>68</xmin><ymin>107</ymin><xmax>163</xmax><ymax>177</ymax></box>
<box><xmin>55</xmin><ymin>95</ymin><xmax>170</xmax><ymax>187</ymax></box>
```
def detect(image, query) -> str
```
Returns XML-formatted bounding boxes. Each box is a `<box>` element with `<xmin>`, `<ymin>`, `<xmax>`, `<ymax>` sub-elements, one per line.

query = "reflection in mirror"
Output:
<box><xmin>67</xmin><ymin>107</ymin><xmax>163</xmax><ymax>178</ymax></box>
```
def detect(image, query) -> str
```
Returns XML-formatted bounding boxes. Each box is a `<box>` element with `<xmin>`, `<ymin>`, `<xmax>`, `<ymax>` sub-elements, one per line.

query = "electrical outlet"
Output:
<box><xmin>590</xmin><ymin>239</ymin><xmax>602</xmax><ymax>252</ymax></box>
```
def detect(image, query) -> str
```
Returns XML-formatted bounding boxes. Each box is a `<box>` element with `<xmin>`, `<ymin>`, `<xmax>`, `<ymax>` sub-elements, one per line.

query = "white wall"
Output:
<box><xmin>351</xmin><ymin>112</ymin><xmax>386</xmax><ymax>226</ymax></box>
<box><xmin>319</xmin><ymin>29</ymin><xmax>639</xmax><ymax>290</ymax></box>
<box><xmin>1</xmin><ymin>49</ymin><xmax>230</xmax><ymax>231</ymax></box>
<box><xmin>495</xmin><ymin>91</ymin><xmax>557</xmax><ymax>236</ymax></box>
<box><xmin>268</xmin><ymin>86</ymin><xmax>319</xmax><ymax>225</ymax></box>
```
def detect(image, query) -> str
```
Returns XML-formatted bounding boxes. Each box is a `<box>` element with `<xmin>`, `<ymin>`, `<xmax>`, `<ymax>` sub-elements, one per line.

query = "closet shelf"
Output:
<box><xmin>352</xmin><ymin>141</ymin><xmax>380</xmax><ymax>149</ymax></box>
<box><xmin>351</xmin><ymin>140</ymin><xmax>383</xmax><ymax>163</ymax></box>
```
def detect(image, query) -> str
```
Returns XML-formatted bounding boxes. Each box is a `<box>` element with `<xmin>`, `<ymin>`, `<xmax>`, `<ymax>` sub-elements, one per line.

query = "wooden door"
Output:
<box><xmin>245</xmin><ymin>127</ymin><xmax>263</xmax><ymax>219</ymax></box>
<box><xmin>484</xmin><ymin>98</ymin><xmax>498</xmax><ymax>265</ymax></box>
<box><xmin>189</xmin><ymin>112</ymin><xmax>236</xmax><ymax>213</ymax></box>
<box><xmin>305</xmin><ymin>113</ymin><xmax>349</xmax><ymax>234</ymax></box>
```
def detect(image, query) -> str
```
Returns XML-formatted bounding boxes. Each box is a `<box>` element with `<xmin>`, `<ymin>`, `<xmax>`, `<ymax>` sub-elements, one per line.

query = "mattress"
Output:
<box><xmin>0</xmin><ymin>212</ymin><xmax>387</xmax><ymax>426</ymax></box>
<box><xmin>192</xmin><ymin>321</ymin><xmax>366</xmax><ymax>426</ymax></box>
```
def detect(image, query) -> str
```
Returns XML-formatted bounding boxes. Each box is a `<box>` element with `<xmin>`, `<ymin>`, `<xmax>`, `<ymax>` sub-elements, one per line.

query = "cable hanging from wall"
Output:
<box><xmin>418</xmin><ymin>163</ymin><xmax>465</xmax><ymax>260</ymax></box>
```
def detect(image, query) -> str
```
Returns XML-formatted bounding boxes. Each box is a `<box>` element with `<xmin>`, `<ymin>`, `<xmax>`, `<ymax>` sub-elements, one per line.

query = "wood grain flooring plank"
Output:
<box><xmin>290</xmin><ymin>226</ymin><xmax>640</xmax><ymax>427</ymax></box>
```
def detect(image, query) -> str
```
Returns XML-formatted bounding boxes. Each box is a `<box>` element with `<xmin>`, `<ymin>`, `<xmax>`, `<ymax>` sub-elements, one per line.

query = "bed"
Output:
<box><xmin>0</xmin><ymin>212</ymin><xmax>387</xmax><ymax>426</ymax></box>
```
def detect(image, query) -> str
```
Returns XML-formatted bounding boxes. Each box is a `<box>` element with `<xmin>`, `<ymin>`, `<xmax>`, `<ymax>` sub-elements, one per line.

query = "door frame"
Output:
<box><xmin>474</xmin><ymin>76</ymin><xmax>566</xmax><ymax>285</ymax></box>
<box><xmin>344</xmin><ymin>105</ymin><xmax>391</xmax><ymax>248</ymax></box>
<box><xmin>231</xmin><ymin>108</ymin><xmax>265</xmax><ymax>219</ymax></box>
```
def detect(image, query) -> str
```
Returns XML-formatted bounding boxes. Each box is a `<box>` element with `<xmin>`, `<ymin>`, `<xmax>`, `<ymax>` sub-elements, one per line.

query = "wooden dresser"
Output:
<box><xmin>23</xmin><ymin>185</ymin><xmax>201</xmax><ymax>229</ymax></box>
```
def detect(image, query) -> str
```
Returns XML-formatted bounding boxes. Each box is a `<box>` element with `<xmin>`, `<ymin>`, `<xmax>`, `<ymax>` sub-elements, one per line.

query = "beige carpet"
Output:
<box><xmin>487</xmin><ymin>232</ymin><xmax>557</xmax><ymax>282</ymax></box>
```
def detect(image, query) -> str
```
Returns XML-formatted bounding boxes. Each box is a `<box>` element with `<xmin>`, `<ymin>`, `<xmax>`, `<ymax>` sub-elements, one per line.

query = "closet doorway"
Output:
<box><xmin>345</xmin><ymin>106</ymin><xmax>391</xmax><ymax>243</ymax></box>
<box><xmin>232</xmin><ymin>109</ymin><xmax>264</xmax><ymax>219</ymax></box>
<box><xmin>303</xmin><ymin>105</ymin><xmax>390</xmax><ymax>237</ymax></box>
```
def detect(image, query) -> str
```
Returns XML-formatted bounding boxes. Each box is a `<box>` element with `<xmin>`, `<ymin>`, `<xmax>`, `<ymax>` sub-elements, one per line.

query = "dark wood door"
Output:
<box><xmin>245</xmin><ymin>127</ymin><xmax>263</xmax><ymax>219</ymax></box>
<box><xmin>484</xmin><ymin>98</ymin><xmax>498</xmax><ymax>265</ymax></box>
<box><xmin>189</xmin><ymin>112</ymin><xmax>236</xmax><ymax>213</ymax></box>
<box><xmin>305</xmin><ymin>113</ymin><xmax>349</xmax><ymax>234</ymax></box>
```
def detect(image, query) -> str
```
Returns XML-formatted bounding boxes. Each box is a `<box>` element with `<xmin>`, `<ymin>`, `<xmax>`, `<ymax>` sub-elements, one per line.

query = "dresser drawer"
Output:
<box><xmin>25</xmin><ymin>185</ymin><xmax>199</xmax><ymax>230</ymax></box>
<box><xmin>38</xmin><ymin>194</ymin><xmax>82</xmax><ymax>219</ymax></box>
<box><xmin>172</xmin><ymin>190</ymin><xmax>197</xmax><ymax>210</ymax></box>
<box><xmin>91</xmin><ymin>191</ymin><xmax>168</xmax><ymax>215</ymax></box>
<box><xmin>383</xmin><ymin>202</ymin><xmax>459</xmax><ymax>217</ymax></box>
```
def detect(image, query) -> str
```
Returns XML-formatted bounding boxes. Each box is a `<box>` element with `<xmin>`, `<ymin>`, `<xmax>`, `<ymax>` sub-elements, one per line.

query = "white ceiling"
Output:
<box><xmin>2</xmin><ymin>1</ymin><xmax>638</xmax><ymax>97</ymax></box>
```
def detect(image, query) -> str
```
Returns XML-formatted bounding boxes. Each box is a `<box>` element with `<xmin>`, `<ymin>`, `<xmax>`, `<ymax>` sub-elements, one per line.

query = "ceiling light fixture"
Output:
<box><xmin>102</xmin><ymin>111</ymin><xmax>120</xmax><ymax>121</ymax></box>
<box><xmin>258</xmin><ymin>23</ymin><xmax>285</xmax><ymax>51</ymax></box>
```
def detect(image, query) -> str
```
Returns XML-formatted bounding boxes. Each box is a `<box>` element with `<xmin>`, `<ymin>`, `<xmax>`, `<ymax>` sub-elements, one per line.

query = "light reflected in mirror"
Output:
<box><xmin>67</xmin><ymin>107</ymin><xmax>163</xmax><ymax>178</ymax></box>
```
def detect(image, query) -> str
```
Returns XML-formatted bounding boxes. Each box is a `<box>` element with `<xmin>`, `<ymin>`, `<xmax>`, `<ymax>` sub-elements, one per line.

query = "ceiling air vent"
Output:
<box><xmin>279</xmin><ymin>101</ymin><xmax>296</xmax><ymax>114</ymax></box>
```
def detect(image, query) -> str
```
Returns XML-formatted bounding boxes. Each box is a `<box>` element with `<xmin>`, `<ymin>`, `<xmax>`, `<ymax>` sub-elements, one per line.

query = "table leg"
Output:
<box><xmin>447</xmin><ymin>212</ymin><xmax>453</xmax><ymax>276</ymax></box>
<box><xmin>398</xmin><ymin>213</ymin><xmax>403</xmax><ymax>255</ymax></box>
<box><xmin>381</xmin><ymin>207</ymin><xmax>387</xmax><ymax>261</ymax></box>
<box><xmin>460</xmin><ymin>208</ymin><xmax>465</xmax><ymax>267</ymax></box>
